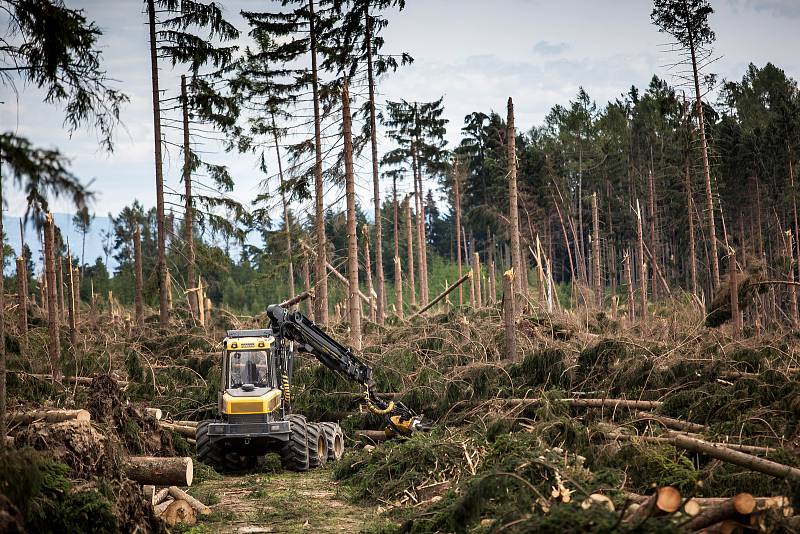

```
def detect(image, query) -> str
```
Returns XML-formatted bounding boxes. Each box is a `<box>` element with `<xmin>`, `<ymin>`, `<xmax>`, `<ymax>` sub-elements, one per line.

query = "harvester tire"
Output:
<box><xmin>196</xmin><ymin>420</ymin><xmax>225</xmax><ymax>473</ymax></box>
<box><xmin>280</xmin><ymin>414</ymin><xmax>310</xmax><ymax>472</ymax></box>
<box><xmin>320</xmin><ymin>422</ymin><xmax>345</xmax><ymax>461</ymax></box>
<box><xmin>307</xmin><ymin>423</ymin><xmax>328</xmax><ymax>468</ymax></box>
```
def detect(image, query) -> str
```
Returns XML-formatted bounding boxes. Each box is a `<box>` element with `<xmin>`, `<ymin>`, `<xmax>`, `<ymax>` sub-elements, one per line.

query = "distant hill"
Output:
<box><xmin>4</xmin><ymin>213</ymin><xmax>116</xmax><ymax>272</ymax></box>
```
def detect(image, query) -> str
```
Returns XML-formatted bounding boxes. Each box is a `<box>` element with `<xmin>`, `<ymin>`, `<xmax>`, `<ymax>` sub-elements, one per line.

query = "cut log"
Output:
<box><xmin>670</xmin><ymin>433</ymin><xmax>800</xmax><ymax>482</ymax></box>
<box><xmin>683</xmin><ymin>493</ymin><xmax>756</xmax><ymax>532</ymax></box>
<box><xmin>160</xmin><ymin>422</ymin><xmax>196</xmax><ymax>438</ymax></box>
<box><xmin>635</xmin><ymin>411</ymin><xmax>707</xmax><ymax>433</ymax></box>
<box><xmin>160</xmin><ymin>499</ymin><xmax>196</xmax><ymax>527</ymax></box>
<box><xmin>153</xmin><ymin>487</ymin><xmax>170</xmax><ymax>506</ymax></box>
<box><xmin>153</xmin><ymin>498</ymin><xmax>174</xmax><ymax>516</ymax></box>
<box><xmin>172</xmin><ymin>420</ymin><xmax>199</xmax><ymax>428</ymax></box>
<box><xmin>501</xmin><ymin>398</ymin><xmax>662</xmax><ymax>411</ymax></box>
<box><xmin>12</xmin><ymin>373</ymin><xmax>129</xmax><ymax>388</ymax></box>
<box><xmin>144</xmin><ymin>408</ymin><xmax>162</xmax><ymax>421</ymax></box>
<box><xmin>168</xmin><ymin>486</ymin><xmax>211</xmax><ymax>516</ymax></box>
<box><xmin>624</xmin><ymin>486</ymin><xmax>681</xmax><ymax>523</ymax></box>
<box><xmin>355</xmin><ymin>430</ymin><xmax>389</xmax><ymax>443</ymax></box>
<box><xmin>280</xmin><ymin>289</ymin><xmax>313</xmax><ymax>308</ymax></box>
<box><xmin>123</xmin><ymin>456</ymin><xmax>193</xmax><ymax>487</ymax></box>
<box><xmin>9</xmin><ymin>409</ymin><xmax>90</xmax><ymax>424</ymax></box>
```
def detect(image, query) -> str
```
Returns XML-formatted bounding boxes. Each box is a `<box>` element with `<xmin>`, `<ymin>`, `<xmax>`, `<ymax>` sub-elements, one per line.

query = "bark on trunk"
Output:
<box><xmin>786</xmin><ymin>232</ymin><xmax>798</xmax><ymax>326</ymax></box>
<box><xmin>57</xmin><ymin>256</ymin><xmax>65</xmax><ymax>324</ymax></box>
<box><xmin>624</xmin><ymin>486</ymin><xmax>681</xmax><ymax>523</ymax></box>
<box><xmin>454</xmin><ymin>161</ymin><xmax>463</xmax><ymax>307</ymax></box>
<box><xmin>503</xmin><ymin>269</ymin><xmax>517</xmax><ymax>361</ymax></box>
<box><xmin>363</xmin><ymin>225</ymin><xmax>375</xmax><ymax>321</ymax></box>
<box><xmin>730</xmin><ymin>249</ymin><xmax>741</xmax><ymax>335</ymax></box>
<box><xmin>686</xmin><ymin>158</ymin><xmax>699</xmax><ymax>298</ymax></box>
<box><xmin>473</xmin><ymin>252</ymin><xmax>482</xmax><ymax>308</ymax></box>
<box><xmin>635</xmin><ymin>411</ymin><xmax>707</xmax><ymax>434</ymax></box>
<box><xmin>411</xmin><ymin>143</ymin><xmax>427</xmax><ymax>306</ymax></box>
<box><xmin>10</xmin><ymin>409</ymin><xmax>90</xmax><ymax>424</ymax></box>
<box><xmin>507</xmin><ymin>98</ymin><xmax>523</xmax><ymax>294</ymax></box>
<box><xmin>181</xmin><ymin>75</ymin><xmax>197</xmax><ymax>319</ymax></box>
<box><xmin>302</xmin><ymin>254</ymin><xmax>312</xmax><ymax>317</ymax></box>
<box><xmin>404</xmin><ymin>196</ymin><xmax>416</xmax><ymax>307</ymax></box>
<box><xmin>270</xmin><ymin>109</ymin><xmax>294</xmax><ymax>306</ymax></box>
<box><xmin>592</xmin><ymin>192</ymin><xmax>601</xmax><ymax>307</ymax></box>
<box><xmin>670</xmin><ymin>433</ymin><xmax>800</xmax><ymax>482</ymax></box>
<box><xmin>67</xmin><ymin>257</ymin><xmax>77</xmax><ymax>346</ymax></box>
<box><xmin>342</xmin><ymin>79</ymin><xmax>361</xmax><ymax>350</ymax></box>
<box><xmin>411</xmin><ymin>271</ymin><xmax>471</xmax><ymax>319</ymax></box>
<box><xmin>168</xmin><ymin>486</ymin><xmax>210</xmax><ymax>516</ymax></box>
<box><xmin>147</xmin><ymin>0</ymin><xmax>169</xmax><ymax>327</ymax></box>
<box><xmin>134</xmin><ymin>226</ymin><xmax>144</xmax><ymax>326</ymax></box>
<box><xmin>123</xmin><ymin>456</ymin><xmax>193</xmax><ymax>487</ymax></box>
<box><xmin>309</xmin><ymin>0</ymin><xmax>328</xmax><ymax>325</ymax></box>
<box><xmin>44</xmin><ymin>213</ymin><xmax>61</xmax><ymax>379</ymax></box>
<box><xmin>394</xmin><ymin>256</ymin><xmax>403</xmax><ymax>318</ymax></box>
<box><xmin>689</xmin><ymin>34</ymin><xmax>719</xmax><ymax>289</ymax></box>
<box><xmin>365</xmin><ymin>6</ymin><xmax>384</xmax><ymax>324</ymax></box>
<box><xmin>16</xmin><ymin>256</ymin><xmax>27</xmax><ymax>343</ymax></box>
<box><xmin>636</xmin><ymin>200</ymin><xmax>647</xmax><ymax>317</ymax></box>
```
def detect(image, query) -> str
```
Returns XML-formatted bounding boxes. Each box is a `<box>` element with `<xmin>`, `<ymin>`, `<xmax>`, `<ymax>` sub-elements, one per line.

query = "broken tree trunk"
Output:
<box><xmin>16</xmin><ymin>257</ymin><xmax>27</xmax><ymax>344</ymax></box>
<box><xmin>68</xmin><ymin>261</ymin><xmax>77</xmax><ymax>346</ymax></box>
<box><xmin>624</xmin><ymin>486</ymin><xmax>681</xmax><ymax>523</ymax></box>
<box><xmin>473</xmin><ymin>252</ymin><xmax>482</xmax><ymax>308</ymax></box>
<box><xmin>123</xmin><ymin>456</ymin><xmax>193</xmax><ymax>487</ymax></box>
<box><xmin>405</xmin><ymin>196</ymin><xmax>416</xmax><ymax>307</ymax></box>
<box><xmin>501</xmin><ymin>398</ymin><xmax>663</xmax><ymax>410</ymax></box>
<box><xmin>410</xmin><ymin>271</ymin><xmax>472</xmax><ymax>319</ymax></box>
<box><xmin>624</xmin><ymin>250</ymin><xmax>634</xmax><ymax>321</ymax></box>
<box><xmin>453</xmin><ymin>160</ymin><xmax>464</xmax><ymax>307</ymax></box>
<box><xmin>134</xmin><ymin>226</ymin><xmax>144</xmax><ymax>326</ymax></box>
<box><xmin>508</xmin><ymin>98</ymin><xmax>524</xmax><ymax>294</ymax></box>
<box><xmin>635</xmin><ymin>411</ymin><xmax>707</xmax><ymax>434</ymax></box>
<box><xmin>636</xmin><ymin>200</ymin><xmax>647</xmax><ymax>318</ymax></box>
<box><xmin>786</xmin><ymin>231</ymin><xmax>798</xmax><ymax>327</ymax></box>
<box><xmin>592</xmin><ymin>192</ymin><xmax>601</xmax><ymax>307</ymax></box>
<box><xmin>302</xmin><ymin>254</ymin><xmax>313</xmax><ymax>317</ymax></box>
<box><xmin>355</xmin><ymin>430</ymin><xmax>389</xmax><ymax>443</ymax></box>
<box><xmin>683</xmin><ymin>493</ymin><xmax>756</xmax><ymax>532</ymax></box>
<box><xmin>503</xmin><ymin>269</ymin><xmax>517</xmax><ymax>361</ymax></box>
<box><xmin>394</xmin><ymin>256</ymin><xmax>403</xmax><ymax>318</ymax></box>
<box><xmin>363</xmin><ymin>224</ymin><xmax>376</xmax><ymax>322</ymax></box>
<box><xmin>280</xmin><ymin>290</ymin><xmax>313</xmax><ymax>309</ymax></box>
<box><xmin>9</xmin><ymin>409</ymin><xmax>91</xmax><ymax>424</ymax></box>
<box><xmin>730</xmin><ymin>249</ymin><xmax>741</xmax><ymax>335</ymax></box>
<box><xmin>44</xmin><ymin>213</ymin><xmax>61</xmax><ymax>380</ymax></box>
<box><xmin>669</xmin><ymin>433</ymin><xmax>800</xmax><ymax>482</ymax></box>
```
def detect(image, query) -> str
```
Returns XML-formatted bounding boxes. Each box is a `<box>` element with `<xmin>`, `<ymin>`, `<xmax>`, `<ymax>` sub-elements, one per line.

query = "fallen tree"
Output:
<box><xmin>9</xmin><ymin>409</ymin><xmax>90</xmax><ymax>424</ymax></box>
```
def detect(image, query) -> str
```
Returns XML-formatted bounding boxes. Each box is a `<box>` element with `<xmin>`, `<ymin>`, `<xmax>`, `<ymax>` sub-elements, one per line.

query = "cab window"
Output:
<box><xmin>228</xmin><ymin>350</ymin><xmax>270</xmax><ymax>388</ymax></box>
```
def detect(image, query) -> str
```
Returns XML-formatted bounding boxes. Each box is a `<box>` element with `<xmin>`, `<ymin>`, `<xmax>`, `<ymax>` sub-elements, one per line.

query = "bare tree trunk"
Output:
<box><xmin>16</xmin><ymin>257</ymin><xmax>27</xmax><ymax>345</ymax></box>
<box><xmin>363</xmin><ymin>225</ymin><xmax>375</xmax><ymax>322</ymax></box>
<box><xmin>134</xmin><ymin>226</ymin><xmax>144</xmax><ymax>326</ymax></box>
<box><xmin>636</xmin><ymin>200</ymin><xmax>647</xmax><ymax>318</ymax></box>
<box><xmin>507</xmin><ymin>98</ymin><xmax>523</xmax><ymax>294</ymax></box>
<box><xmin>473</xmin><ymin>252</ymin><xmax>482</xmax><ymax>308</ymax></box>
<box><xmin>591</xmin><ymin>192</ymin><xmax>601</xmax><ymax>307</ymax></box>
<box><xmin>392</xmin><ymin>174</ymin><xmax>403</xmax><ymax>317</ymax></box>
<box><xmin>268</xmin><ymin>109</ymin><xmax>295</xmax><ymax>306</ymax></box>
<box><xmin>44</xmin><ymin>214</ymin><xmax>61</xmax><ymax>380</ymax></box>
<box><xmin>689</xmin><ymin>34</ymin><xmax>719</xmax><ymax>289</ymax></box>
<box><xmin>364</xmin><ymin>6</ymin><xmax>384</xmax><ymax>324</ymax></box>
<box><xmin>730</xmin><ymin>248</ymin><xmax>740</xmax><ymax>336</ymax></box>
<box><xmin>309</xmin><ymin>0</ymin><xmax>328</xmax><ymax>325</ymax></box>
<box><xmin>686</xmin><ymin>159</ymin><xmax>698</xmax><ymax>298</ymax></box>
<box><xmin>404</xmin><ymin>196</ymin><xmax>416</xmax><ymax>307</ymax></box>
<box><xmin>72</xmin><ymin>266</ymin><xmax>80</xmax><ymax>328</ymax></box>
<box><xmin>57</xmin><ymin>256</ymin><xmax>65</xmax><ymax>324</ymax></box>
<box><xmin>503</xmin><ymin>269</ymin><xmax>516</xmax><ymax>361</ymax></box>
<box><xmin>181</xmin><ymin>75</ymin><xmax>197</xmax><ymax>319</ymax></box>
<box><xmin>147</xmin><ymin>0</ymin><xmax>169</xmax><ymax>327</ymax></box>
<box><xmin>624</xmin><ymin>250</ymin><xmax>634</xmax><ymax>322</ymax></box>
<box><xmin>302</xmin><ymin>254</ymin><xmax>312</xmax><ymax>317</ymax></box>
<box><xmin>790</xmin><ymin>157</ymin><xmax>800</xmax><ymax>286</ymax></box>
<box><xmin>342</xmin><ymin>79</ymin><xmax>361</xmax><ymax>350</ymax></box>
<box><xmin>411</xmin><ymin>143</ymin><xmax>427</xmax><ymax>306</ymax></box>
<box><xmin>786</xmin><ymin>231</ymin><xmax>798</xmax><ymax>327</ymax></box>
<box><xmin>647</xmin><ymin>168</ymin><xmax>659</xmax><ymax>299</ymax></box>
<box><xmin>67</xmin><ymin>257</ymin><xmax>76</xmax><ymax>346</ymax></box>
<box><xmin>453</xmin><ymin>161</ymin><xmax>463</xmax><ymax>307</ymax></box>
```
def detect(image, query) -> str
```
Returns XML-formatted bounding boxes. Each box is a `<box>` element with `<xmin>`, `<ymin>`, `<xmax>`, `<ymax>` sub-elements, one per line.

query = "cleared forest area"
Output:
<box><xmin>1</xmin><ymin>0</ymin><xmax>800</xmax><ymax>533</ymax></box>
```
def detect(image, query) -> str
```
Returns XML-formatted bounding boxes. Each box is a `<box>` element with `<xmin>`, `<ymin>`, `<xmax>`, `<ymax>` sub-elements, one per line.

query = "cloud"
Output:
<box><xmin>726</xmin><ymin>0</ymin><xmax>800</xmax><ymax>18</ymax></box>
<box><xmin>533</xmin><ymin>40</ymin><xmax>569</xmax><ymax>56</ymax></box>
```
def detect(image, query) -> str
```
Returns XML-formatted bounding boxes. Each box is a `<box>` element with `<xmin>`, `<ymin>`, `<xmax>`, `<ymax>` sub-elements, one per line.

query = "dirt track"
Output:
<box><xmin>189</xmin><ymin>466</ymin><xmax>381</xmax><ymax>533</ymax></box>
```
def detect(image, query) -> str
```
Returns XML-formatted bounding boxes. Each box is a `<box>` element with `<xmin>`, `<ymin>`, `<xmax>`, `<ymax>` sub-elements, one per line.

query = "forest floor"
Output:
<box><xmin>186</xmin><ymin>466</ymin><xmax>384</xmax><ymax>534</ymax></box>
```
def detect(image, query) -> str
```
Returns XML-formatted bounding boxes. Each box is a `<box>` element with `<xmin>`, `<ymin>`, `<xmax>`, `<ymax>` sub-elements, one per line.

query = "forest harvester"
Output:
<box><xmin>196</xmin><ymin>304</ymin><xmax>428</xmax><ymax>472</ymax></box>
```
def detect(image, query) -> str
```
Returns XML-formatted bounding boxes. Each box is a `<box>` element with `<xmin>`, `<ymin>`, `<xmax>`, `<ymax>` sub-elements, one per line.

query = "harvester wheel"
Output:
<box><xmin>307</xmin><ymin>423</ymin><xmax>328</xmax><ymax>468</ymax></box>
<box><xmin>280</xmin><ymin>414</ymin><xmax>310</xmax><ymax>472</ymax></box>
<box><xmin>196</xmin><ymin>420</ymin><xmax>225</xmax><ymax>473</ymax></box>
<box><xmin>320</xmin><ymin>422</ymin><xmax>345</xmax><ymax>461</ymax></box>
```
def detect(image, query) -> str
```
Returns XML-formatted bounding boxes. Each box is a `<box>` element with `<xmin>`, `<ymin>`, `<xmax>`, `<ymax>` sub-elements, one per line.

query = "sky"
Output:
<box><xmin>2</xmin><ymin>0</ymin><xmax>799</xmax><ymax>229</ymax></box>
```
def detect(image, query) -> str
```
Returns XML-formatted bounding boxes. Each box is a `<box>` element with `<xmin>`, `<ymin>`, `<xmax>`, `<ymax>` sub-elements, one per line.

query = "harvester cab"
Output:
<box><xmin>196</xmin><ymin>305</ymin><xmax>428</xmax><ymax>474</ymax></box>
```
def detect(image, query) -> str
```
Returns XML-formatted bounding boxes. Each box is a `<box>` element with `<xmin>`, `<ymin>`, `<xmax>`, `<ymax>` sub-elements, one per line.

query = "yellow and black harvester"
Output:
<box><xmin>196</xmin><ymin>304</ymin><xmax>427</xmax><ymax>473</ymax></box>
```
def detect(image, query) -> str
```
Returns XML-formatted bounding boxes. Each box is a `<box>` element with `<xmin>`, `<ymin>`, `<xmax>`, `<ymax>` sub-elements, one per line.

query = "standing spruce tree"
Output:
<box><xmin>381</xmin><ymin>98</ymin><xmax>448</xmax><ymax>305</ymax></box>
<box><xmin>331</xmin><ymin>0</ymin><xmax>412</xmax><ymax>323</ymax></box>
<box><xmin>240</xmin><ymin>1</ymin><xmax>343</xmax><ymax>324</ymax></box>
<box><xmin>72</xmin><ymin>207</ymin><xmax>94</xmax><ymax>274</ymax></box>
<box><xmin>146</xmin><ymin>0</ymin><xmax>241</xmax><ymax>324</ymax></box>
<box><xmin>652</xmin><ymin>0</ymin><xmax>720</xmax><ymax>289</ymax></box>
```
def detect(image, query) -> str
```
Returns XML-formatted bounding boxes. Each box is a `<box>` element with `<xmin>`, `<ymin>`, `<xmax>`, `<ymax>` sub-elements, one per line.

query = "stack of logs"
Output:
<box><xmin>142</xmin><ymin>484</ymin><xmax>211</xmax><ymax>527</ymax></box>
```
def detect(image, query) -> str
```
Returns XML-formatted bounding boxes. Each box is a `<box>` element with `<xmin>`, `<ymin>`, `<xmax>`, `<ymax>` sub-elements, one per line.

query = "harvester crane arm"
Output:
<box><xmin>266</xmin><ymin>304</ymin><xmax>426</xmax><ymax>435</ymax></box>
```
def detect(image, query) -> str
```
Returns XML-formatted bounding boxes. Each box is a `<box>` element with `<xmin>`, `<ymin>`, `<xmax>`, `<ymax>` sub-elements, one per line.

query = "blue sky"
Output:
<box><xmin>1</xmin><ymin>0</ymin><xmax>798</xmax><ymax>227</ymax></box>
